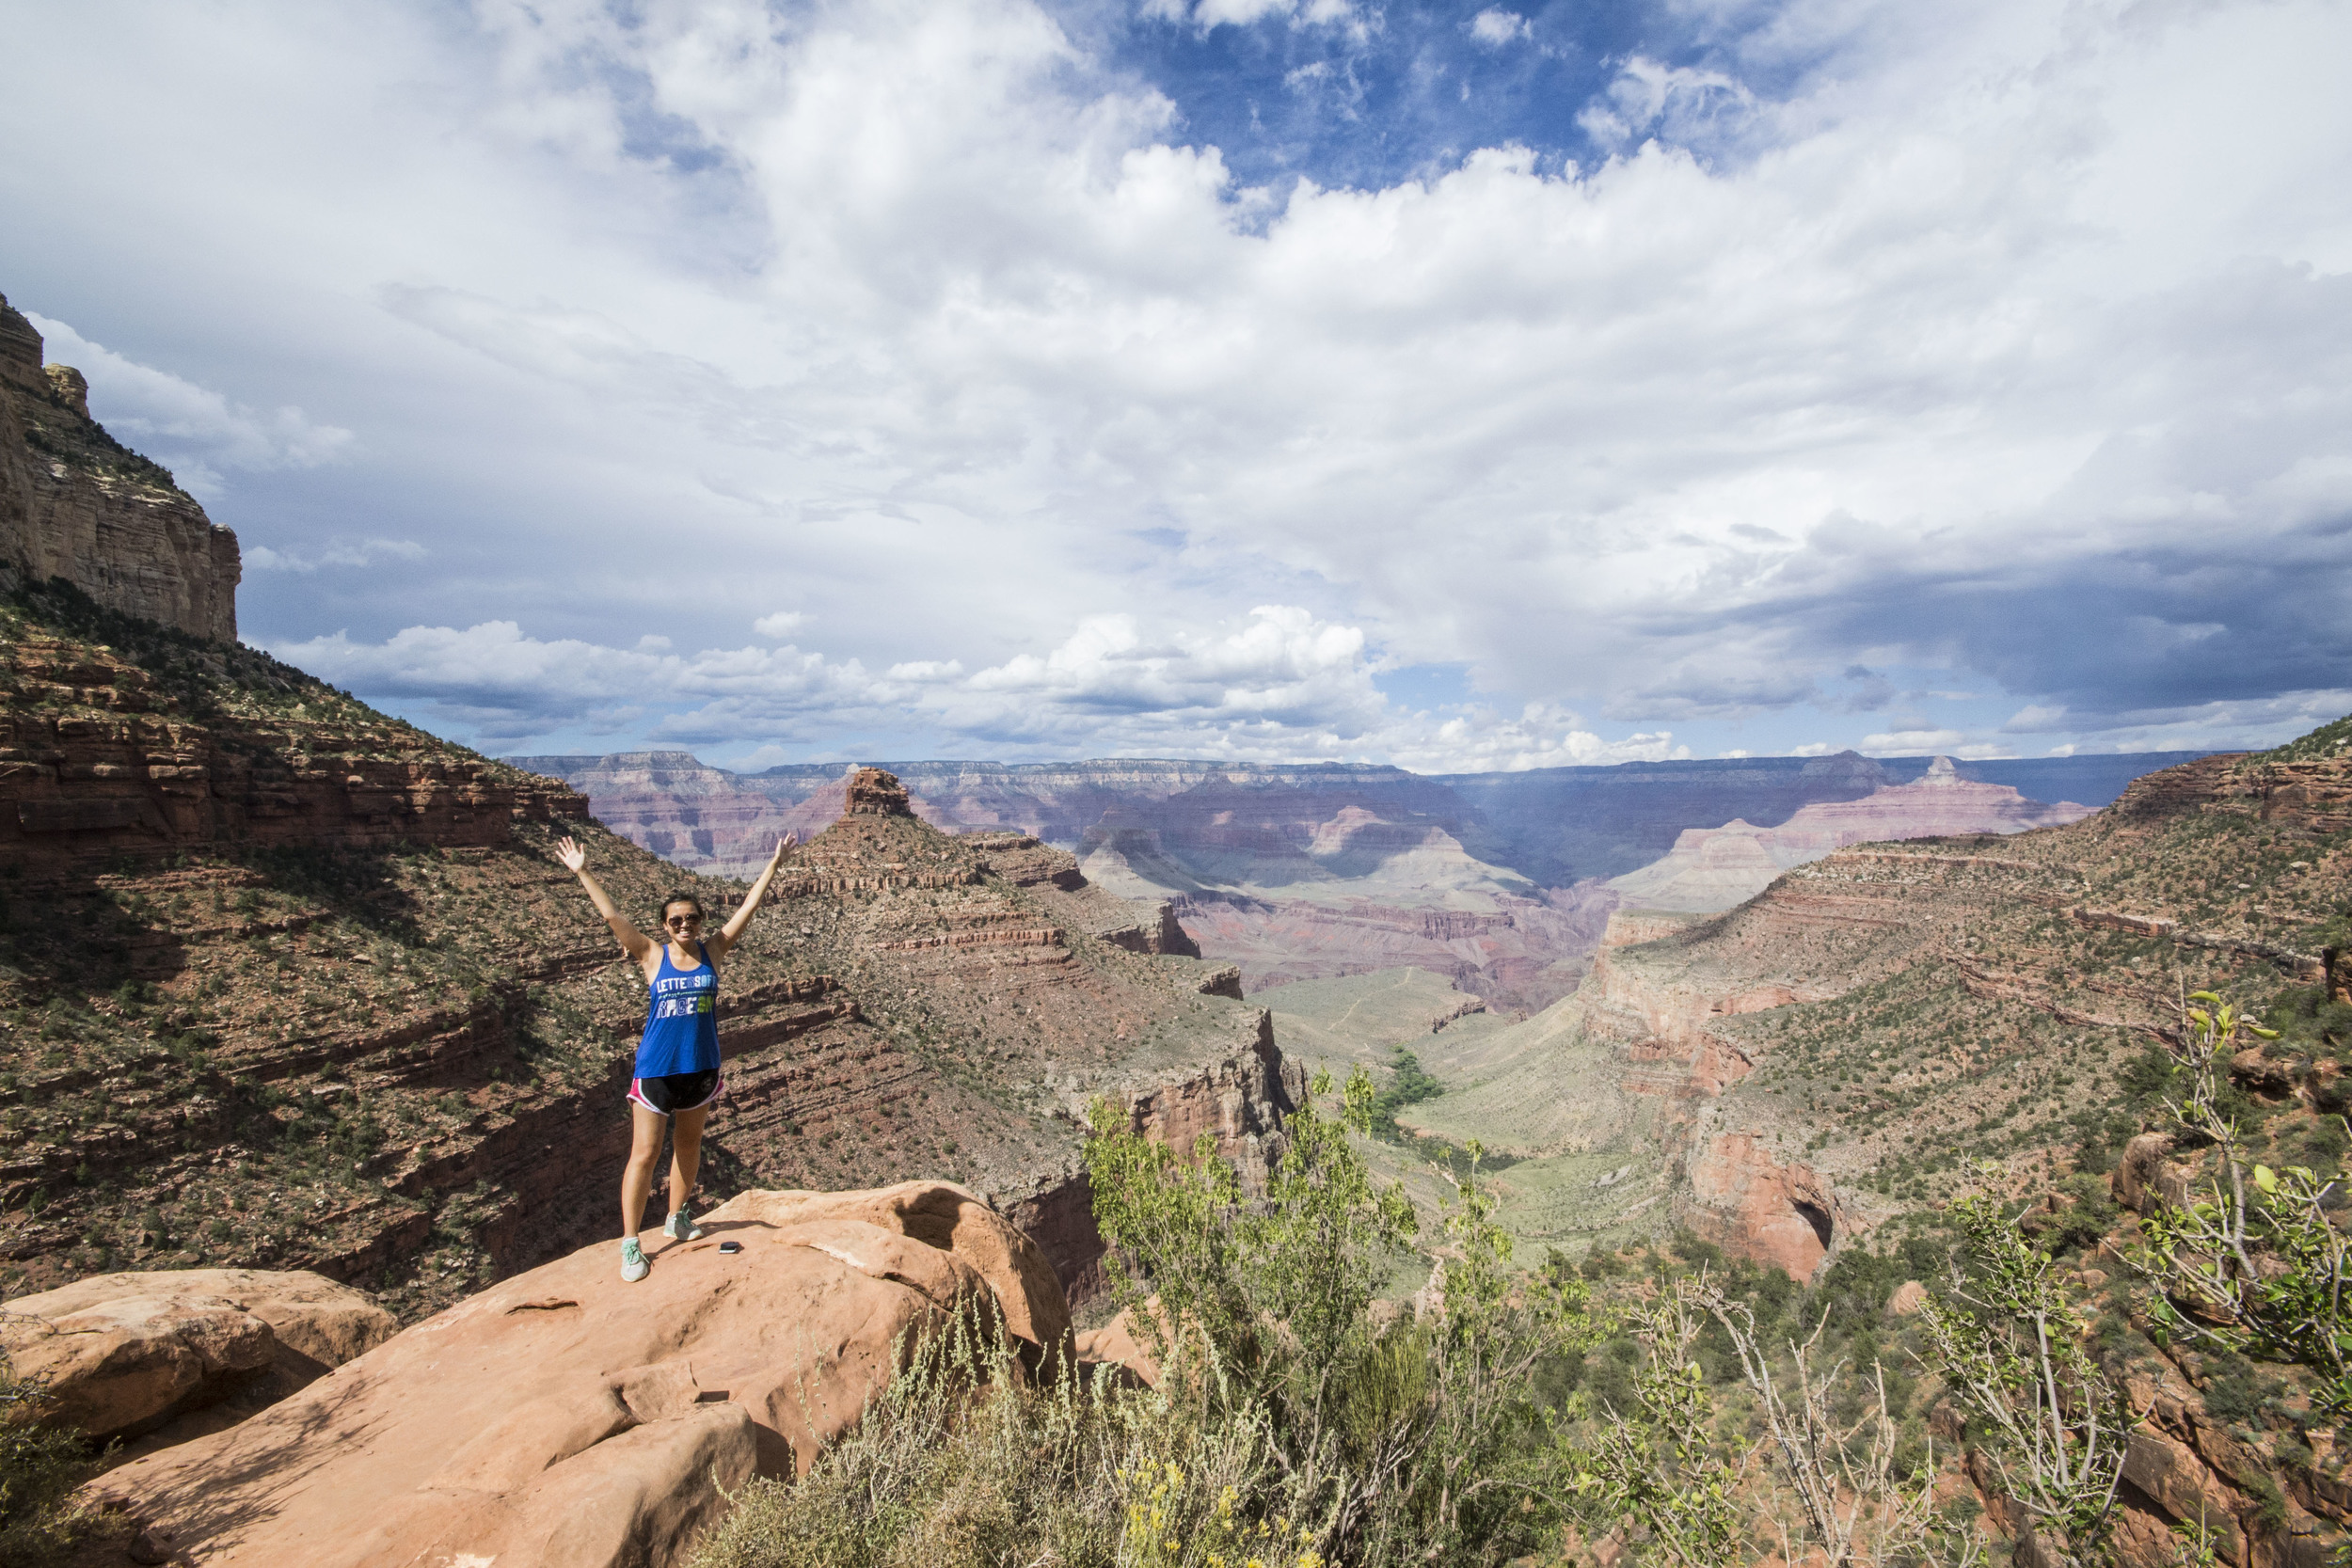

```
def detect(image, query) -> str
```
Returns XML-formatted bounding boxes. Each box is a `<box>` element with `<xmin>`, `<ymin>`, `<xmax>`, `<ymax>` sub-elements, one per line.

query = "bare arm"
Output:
<box><xmin>713</xmin><ymin>833</ymin><xmax>797</xmax><ymax>958</ymax></box>
<box><xmin>553</xmin><ymin>835</ymin><xmax>657</xmax><ymax>970</ymax></box>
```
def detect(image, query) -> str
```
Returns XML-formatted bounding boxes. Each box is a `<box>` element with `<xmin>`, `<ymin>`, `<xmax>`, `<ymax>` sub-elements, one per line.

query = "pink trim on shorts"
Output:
<box><xmin>627</xmin><ymin>1070</ymin><xmax>724</xmax><ymax>1116</ymax></box>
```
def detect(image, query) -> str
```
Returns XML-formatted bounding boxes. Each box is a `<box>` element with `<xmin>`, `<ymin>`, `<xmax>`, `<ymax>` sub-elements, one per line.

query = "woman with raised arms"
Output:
<box><xmin>554</xmin><ymin>832</ymin><xmax>796</xmax><ymax>1282</ymax></box>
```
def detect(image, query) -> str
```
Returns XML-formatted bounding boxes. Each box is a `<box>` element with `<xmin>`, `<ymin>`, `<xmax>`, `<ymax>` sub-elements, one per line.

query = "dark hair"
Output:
<box><xmin>660</xmin><ymin>892</ymin><xmax>705</xmax><ymax>924</ymax></box>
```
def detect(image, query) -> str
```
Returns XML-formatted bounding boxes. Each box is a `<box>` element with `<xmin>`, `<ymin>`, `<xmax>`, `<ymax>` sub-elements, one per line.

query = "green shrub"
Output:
<box><xmin>690</xmin><ymin>1307</ymin><xmax>1302</xmax><ymax>1568</ymax></box>
<box><xmin>0</xmin><ymin>1351</ymin><xmax>98</xmax><ymax>1564</ymax></box>
<box><xmin>1085</xmin><ymin>1068</ymin><xmax>1593</xmax><ymax>1564</ymax></box>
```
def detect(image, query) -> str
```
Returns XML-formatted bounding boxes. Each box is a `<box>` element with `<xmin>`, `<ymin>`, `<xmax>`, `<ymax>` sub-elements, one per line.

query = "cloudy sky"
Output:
<box><xmin>4</xmin><ymin>0</ymin><xmax>2349</xmax><ymax>771</ymax></box>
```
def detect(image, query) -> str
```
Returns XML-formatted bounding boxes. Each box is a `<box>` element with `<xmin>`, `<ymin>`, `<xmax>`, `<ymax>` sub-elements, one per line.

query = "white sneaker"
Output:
<box><xmin>620</xmin><ymin>1237</ymin><xmax>650</xmax><ymax>1282</ymax></box>
<box><xmin>664</xmin><ymin>1208</ymin><xmax>703</xmax><ymax>1242</ymax></box>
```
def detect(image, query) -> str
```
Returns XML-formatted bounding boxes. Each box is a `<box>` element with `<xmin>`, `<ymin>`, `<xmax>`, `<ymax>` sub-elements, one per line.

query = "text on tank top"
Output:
<box><xmin>635</xmin><ymin>941</ymin><xmax>720</xmax><ymax>1078</ymax></box>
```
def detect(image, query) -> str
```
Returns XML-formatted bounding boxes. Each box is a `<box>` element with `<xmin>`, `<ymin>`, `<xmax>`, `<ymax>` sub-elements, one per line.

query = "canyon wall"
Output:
<box><xmin>1608</xmin><ymin>755</ymin><xmax>2093</xmax><ymax>913</ymax></box>
<box><xmin>0</xmin><ymin>610</ymin><xmax>586</xmax><ymax>873</ymax></box>
<box><xmin>1404</xmin><ymin>736</ymin><xmax>2350</xmax><ymax>1282</ymax></box>
<box><xmin>515</xmin><ymin>749</ymin><xmax>2205</xmax><ymax>1019</ymax></box>
<box><xmin>0</xmin><ymin>293</ymin><xmax>240</xmax><ymax>641</ymax></box>
<box><xmin>511</xmin><ymin>750</ymin><xmax>2197</xmax><ymax>890</ymax></box>
<box><xmin>0</xmin><ymin>637</ymin><xmax>1299</xmax><ymax>1328</ymax></box>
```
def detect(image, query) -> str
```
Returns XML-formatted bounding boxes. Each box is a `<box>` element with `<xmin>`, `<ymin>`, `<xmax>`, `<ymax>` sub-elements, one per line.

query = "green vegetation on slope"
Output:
<box><xmin>2264</xmin><ymin>713</ymin><xmax>2352</xmax><ymax>766</ymax></box>
<box><xmin>705</xmin><ymin>1001</ymin><xmax>2352</xmax><ymax>1568</ymax></box>
<box><xmin>5</xmin><ymin>575</ymin><xmax>517</xmax><ymax>765</ymax></box>
<box><xmin>14</xmin><ymin>380</ymin><xmax>184</xmax><ymax>497</ymax></box>
<box><xmin>0</xmin><ymin>1348</ymin><xmax>97</xmax><ymax>1565</ymax></box>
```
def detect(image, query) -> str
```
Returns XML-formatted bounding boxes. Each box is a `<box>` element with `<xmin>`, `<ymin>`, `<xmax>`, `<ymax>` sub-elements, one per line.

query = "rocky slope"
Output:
<box><xmin>0</xmin><ymin>590</ymin><xmax>1293</xmax><ymax>1324</ymax></box>
<box><xmin>1607</xmin><ymin>755</ymin><xmax>2092</xmax><ymax>913</ymax></box>
<box><xmin>1405</xmin><ymin>727</ymin><xmax>2352</xmax><ymax>1279</ymax></box>
<box><xmin>0</xmin><ymin>292</ymin><xmax>239</xmax><ymax>641</ymax></box>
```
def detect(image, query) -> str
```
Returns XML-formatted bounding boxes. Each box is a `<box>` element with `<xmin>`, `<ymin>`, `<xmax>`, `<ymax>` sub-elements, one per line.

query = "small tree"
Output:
<box><xmin>1575</xmin><ymin>1283</ymin><xmax>1751</xmax><ymax>1568</ymax></box>
<box><xmin>1917</xmin><ymin>1193</ymin><xmax>2132</xmax><ymax>1568</ymax></box>
<box><xmin>1581</xmin><ymin>1274</ymin><xmax>1979</xmax><ymax>1568</ymax></box>
<box><xmin>2131</xmin><ymin>991</ymin><xmax>2352</xmax><ymax>1418</ymax></box>
<box><xmin>1389</xmin><ymin>1146</ymin><xmax>1597</xmax><ymax>1559</ymax></box>
<box><xmin>1702</xmin><ymin>1281</ymin><xmax>1975</xmax><ymax>1568</ymax></box>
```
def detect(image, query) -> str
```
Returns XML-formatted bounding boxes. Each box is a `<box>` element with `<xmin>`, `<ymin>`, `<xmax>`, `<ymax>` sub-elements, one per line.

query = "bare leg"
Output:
<box><xmin>621</xmin><ymin>1103</ymin><xmax>667</xmax><ymax>1241</ymax></box>
<box><xmin>667</xmin><ymin>1105</ymin><xmax>709</xmax><ymax>1219</ymax></box>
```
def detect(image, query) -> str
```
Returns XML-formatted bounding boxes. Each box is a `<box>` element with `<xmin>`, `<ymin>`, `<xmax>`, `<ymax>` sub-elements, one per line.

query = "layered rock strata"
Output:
<box><xmin>0</xmin><ymin>628</ymin><xmax>585</xmax><ymax>873</ymax></box>
<box><xmin>516</xmin><ymin>750</ymin><xmax>2194</xmax><ymax>1025</ymax></box>
<box><xmin>0</xmin><ymin>293</ymin><xmax>240</xmax><ymax>641</ymax></box>
<box><xmin>516</xmin><ymin>751</ymin><xmax>2211</xmax><ymax>895</ymax></box>
<box><xmin>1169</xmin><ymin>881</ymin><xmax>1616</xmax><ymax>1013</ymax></box>
<box><xmin>1608</xmin><ymin>756</ymin><xmax>2091</xmax><ymax>913</ymax></box>
<box><xmin>0</xmin><ymin>638</ymin><xmax>1297</xmax><ymax>1325</ymax></box>
<box><xmin>1402</xmin><ymin>738</ymin><xmax>2352</xmax><ymax>1279</ymax></box>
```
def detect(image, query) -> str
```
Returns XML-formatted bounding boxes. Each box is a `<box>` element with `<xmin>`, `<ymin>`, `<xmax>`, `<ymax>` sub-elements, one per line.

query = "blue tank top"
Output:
<box><xmin>636</xmin><ymin>941</ymin><xmax>720</xmax><ymax>1078</ymax></box>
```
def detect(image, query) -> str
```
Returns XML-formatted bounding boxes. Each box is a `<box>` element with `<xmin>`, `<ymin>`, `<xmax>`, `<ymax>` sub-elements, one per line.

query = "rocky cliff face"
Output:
<box><xmin>1608</xmin><ymin>755</ymin><xmax>2093</xmax><ymax>913</ymax></box>
<box><xmin>0</xmin><ymin>293</ymin><xmax>240</xmax><ymax>641</ymax></box>
<box><xmin>0</xmin><ymin>578</ymin><xmax>585</xmax><ymax>879</ymax></box>
<box><xmin>0</xmin><ymin>629</ymin><xmax>1296</xmax><ymax>1322</ymax></box>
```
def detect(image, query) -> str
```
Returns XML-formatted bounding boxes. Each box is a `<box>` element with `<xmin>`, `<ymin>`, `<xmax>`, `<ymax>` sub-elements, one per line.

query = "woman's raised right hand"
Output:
<box><xmin>554</xmin><ymin>836</ymin><xmax>587</xmax><ymax>873</ymax></box>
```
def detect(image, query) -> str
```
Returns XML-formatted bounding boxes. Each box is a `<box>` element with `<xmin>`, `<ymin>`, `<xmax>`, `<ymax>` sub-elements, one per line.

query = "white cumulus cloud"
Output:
<box><xmin>1469</xmin><ymin>8</ymin><xmax>1530</xmax><ymax>46</ymax></box>
<box><xmin>272</xmin><ymin>605</ymin><xmax>1688</xmax><ymax>768</ymax></box>
<box><xmin>5</xmin><ymin>0</ymin><xmax>2349</xmax><ymax>764</ymax></box>
<box><xmin>25</xmin><ymin>313</ymin><xmax>352</xmax><ymax>498</ymax></box>
<box><xmin>246</xmin><ymin>538</ymin><xmax>424</xmax><ymax>573</ymax></box>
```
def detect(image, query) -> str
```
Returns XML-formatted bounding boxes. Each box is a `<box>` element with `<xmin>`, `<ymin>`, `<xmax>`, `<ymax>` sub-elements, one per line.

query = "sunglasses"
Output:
<box><xmin>665</xmin><ymin>913</ymin><xmax>702</xmax><ymax>928</ymax></box>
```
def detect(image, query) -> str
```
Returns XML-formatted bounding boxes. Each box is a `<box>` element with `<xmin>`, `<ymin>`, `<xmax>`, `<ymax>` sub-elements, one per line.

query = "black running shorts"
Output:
<box><xmin>628</xmin><ymin>1069</ymin><xmax>722</xmax><ymax>1116</ymax></box>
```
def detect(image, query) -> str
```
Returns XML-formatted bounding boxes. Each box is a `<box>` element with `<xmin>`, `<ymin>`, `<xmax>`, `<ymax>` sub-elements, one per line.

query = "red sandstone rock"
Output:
<box><xmin>1074</xmin><ymin>1302</ymin><xmax>1170</xmax><ymax>1388</ymax></box>
<box><xmin>2114</xmin><ymin>1132</ymin><xmax>2191</xmax><ymax>1216</ymax></box>
<box><xmin>92</xmin><ymin>1181</ymin><xmax>1069</xmax><ymax>1568</ymax></box>
<box><xmin>0</xmin><ymin>1268</ymin><xmax>395</xmax><ymax>1441</ymax></box>
<box><xmin>1195</xmin><ymin>963</ymin><xmax>1245</xmax><ymax>999</ymax></box>
<box><xmin>0</xmin><ymin>293</ymin><xmax>240</xmax><ymax>641</ymax></box>
<box><xmin>847</xmin><ymin>766</ymin><xmax>914</xmax><ymax>816</ymax></box>
<box><xmin>2123</xmin><ymin>1426</ymin><xmax>2249</xmax><ymax>1564</ymax></box>
<box><xmin>1680</xmin><ymin>1132</ymin><xmax>1845</xmax><ymax>1279</ymax></box>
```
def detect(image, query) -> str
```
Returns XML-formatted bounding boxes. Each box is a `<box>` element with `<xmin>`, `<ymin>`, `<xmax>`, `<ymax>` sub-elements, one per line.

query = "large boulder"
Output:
<box><xmin>0</xmin><ymin>1268</ymin><xmax>397</xmax><ymax>1442</ymax></box>
<box><xmin>89</xmin><ymin>1181</ymin><xmax>1071</xmax><ymax>1568</ymax></box>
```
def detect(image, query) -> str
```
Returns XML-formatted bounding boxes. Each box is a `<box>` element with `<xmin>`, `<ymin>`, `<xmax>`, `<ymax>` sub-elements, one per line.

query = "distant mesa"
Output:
<box><xmin>0</xmin><ymin>290</ymin><xmax>241</xmax><ymax>641</ymax></box>
<box><xmin>515</xmin><ymin>749</ymin><xmax>2204</xmax><ymax>1017</ymax></box>
<box><xmin>1607</xmin><ymin>756</ymin><xmax>2093</xmax><ymax>914</ymax></box>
